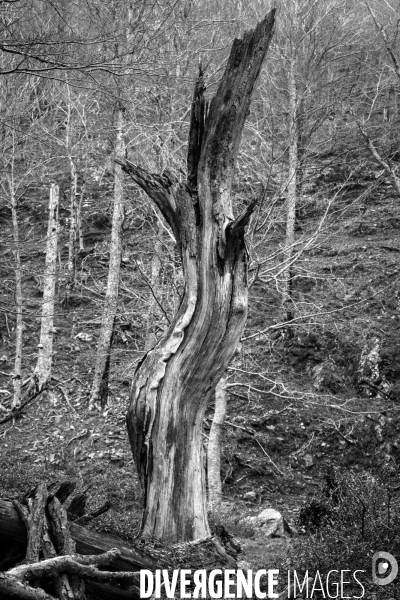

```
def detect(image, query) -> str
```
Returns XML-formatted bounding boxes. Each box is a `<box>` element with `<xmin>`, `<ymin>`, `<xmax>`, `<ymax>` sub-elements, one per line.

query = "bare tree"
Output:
<box><xmin>282</xmin><ymin>53</ymin><xmax>298</xmax><ymax>322</ymax></box>
<box><xmin>89</xmin><ymin>106</ymin><xmax>125</xmax><ymax>410</ymax></box>
<box><xmin>65</xmin><ymin>78</ymin><xmax>79</xmax><ymax>294</ymax></box>
<box><xmin>120</xmin><ymin>10</ymin><xmax>276</xmax><ymax>543</ymax></box>
<box><xmin>34</xmin><ymin>184</ymin><xmax>59</xmax><ymax>390</ymax></box>
<box><xmin>358</xmin><ymin>1</ymin><xmax>400</xmax><ymax>196</ymax></box>
<box><xmin>8</xmin><ymin>141</ymin><xmax>23</xmax><ymax>409</ymax></box>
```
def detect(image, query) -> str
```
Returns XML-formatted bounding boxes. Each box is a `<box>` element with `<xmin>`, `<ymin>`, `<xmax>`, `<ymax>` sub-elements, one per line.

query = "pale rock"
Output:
<box><xmin>243</xmin><ymin>491</ymin><xmax>257</xmax><ymax>501</ymax></box>
<box><xmin>237</xmin><ymin>561</ymin><xmax>251</xmax><ymax>570</ymax></box>
<box><xmin>239</xmin><ymin>507</ymin><xmax>288</xmax><ymax>538</ymax></box>
<box><xmin>304</xmin><ymin>454</ymin><xmax>314</xmax><ymax>468</ymax></box>
<box><xmin>256</xmin><ymin>508</ymin><xmax>285</xmax><ymax>536</ymax></box>
<box><xmin>75</xmin><ymin>332</ymin><xmax>93</xmax><ymax>342</ymax></box>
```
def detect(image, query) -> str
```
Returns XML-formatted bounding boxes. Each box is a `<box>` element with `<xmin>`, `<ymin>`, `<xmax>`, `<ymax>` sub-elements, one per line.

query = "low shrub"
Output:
<box><xmin>290</xmin><ymin>467</ymin><xmax>400</xmax><ymax>598</ymax></box>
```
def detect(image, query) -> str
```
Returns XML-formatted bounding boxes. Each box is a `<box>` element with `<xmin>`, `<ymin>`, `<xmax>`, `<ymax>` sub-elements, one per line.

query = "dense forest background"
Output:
<box><xmin>1</xmin><ymin>0</ymin><xmax>400</xmax><ymax>597</ymax></box>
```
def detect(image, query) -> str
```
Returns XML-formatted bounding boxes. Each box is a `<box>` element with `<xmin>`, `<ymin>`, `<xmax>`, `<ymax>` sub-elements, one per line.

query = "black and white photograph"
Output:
<box><xmin>0</xmin><ymin>1</ymin><xmax>399</xmax><ymax>598</ymax></box>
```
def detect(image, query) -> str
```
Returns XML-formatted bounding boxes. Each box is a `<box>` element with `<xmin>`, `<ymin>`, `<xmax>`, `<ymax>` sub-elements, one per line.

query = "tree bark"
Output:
<box><xmin>120</xmin><ymin>10</ymin><xmax>275</xmax><ymax>543</ymax></box>
<box><xmin>34</xmin><ymin>185</ymin><xmax>59</xmax><ymax>389</ymax></box>
<box><xmin>144</xmin><ymin>220</ymin><xmax>163</xmax><ymax>352</ymax></box>
<box><xmin>207</xmin><ymin>376</ymin><xmax>227</xmax><ymax>507</ymax></box>
<box><xmin>89</xmin><ymin>106</ymin><xmax>125</xmax><ymax>410</ymax></box>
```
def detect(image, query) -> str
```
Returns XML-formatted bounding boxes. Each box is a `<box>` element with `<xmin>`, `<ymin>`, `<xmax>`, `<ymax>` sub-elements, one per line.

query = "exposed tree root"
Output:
<box><xmin>0</xmin><ymin>482</ymin><xmax>241</xmax><ymax>599</ymax></box>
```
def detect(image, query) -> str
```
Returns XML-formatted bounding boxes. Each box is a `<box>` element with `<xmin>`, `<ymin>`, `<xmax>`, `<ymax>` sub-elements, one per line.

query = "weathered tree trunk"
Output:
<box><xmin>34</xmin><ymin>184</ymin><xmax>59</xmax><ymax>389</ymax></box>
<box><xmin>281</xmin><ymin>57</ymin><xmax>298</xmax><ymax>323</ymax></box>
<box><xmin>89</xmin><ymin>106</ymin><xmax>125</xmax><ymax>410</ymax></box>
<box><xmin>207</xmin><ymin>376</ymin><xmax>227</xmax><ymax>507</ymax></box>
<box><xmin>120</xmin><ymin>11</ymin><xmax>275</xmax><ymax>543</ymax></box>
<box><xmin>144</xmin><ymin>221</ymin><xmax>163</xmax><ymax>352</ymax></box>
<box><xmin>9</xmin><ymin>168</ymin><xmax>23</xmax><ymax>410</ymax></box>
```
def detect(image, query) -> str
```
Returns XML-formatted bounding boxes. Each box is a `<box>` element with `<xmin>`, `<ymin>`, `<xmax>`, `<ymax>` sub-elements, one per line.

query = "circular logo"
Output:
<box><xmin>372</xmin><ymin>552</ymin><xmax>398</xmax><ymax>586</ymax></box>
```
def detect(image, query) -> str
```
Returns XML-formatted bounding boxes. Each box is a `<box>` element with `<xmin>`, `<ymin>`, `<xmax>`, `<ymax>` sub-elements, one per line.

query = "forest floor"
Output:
<box><xmin>0</xmin><ymin>368</ymin><xmax>398</xmax><ymax>577</ymax></box>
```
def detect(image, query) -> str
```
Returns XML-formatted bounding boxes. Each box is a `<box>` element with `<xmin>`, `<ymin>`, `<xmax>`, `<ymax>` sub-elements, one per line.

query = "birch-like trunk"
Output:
<box><xmin>10</xmin><ymin>172</ymin><xmax>23</xmax><ymax>409</ymax></box>
<box><xmin>64</xmin><ymin>77</ymin><xmax>78</xmax><ymax>295</ymax></box>
<box><xmin>121</xmin><ymin>11</ymin><xmax>275</xmax><ymax>542</ymax></box>
<box><xmin>34</xmin><ymin>184</ymin><xmax>59</xmax><ymax>389</ymax></box>
<box><xmin>77</xmin><ymin>181</ymin><xmax>85</xmax><ymax>253</ymax></box>
<box><xmin>89</xmin><ymin>107</ymin><xmax>125</xmax><ymax>410</ymax></box>
<box><xmin>282</xmin><ymin>57</ymin><xmax>298</xmax><ymax>323</ymax></box>
<box><xmin>67</xmin><ymin>167</ymin><xmax>78</xmax><ymax>290</ymax></box>
<box><xmin>207</xmin><ymin>376</ymin><xmax>227</xmax><ymax>508</ymax></box>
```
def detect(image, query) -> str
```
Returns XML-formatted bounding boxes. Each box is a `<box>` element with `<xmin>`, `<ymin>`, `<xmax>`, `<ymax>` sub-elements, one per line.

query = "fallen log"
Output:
<box><xmin>0</xmin><ymin>499</ymin><xmax>157</xmax><ymax>572</ymax></box>
<box><xmin>0</xmin><ymin>498</ymin><xmax>240</xmax><ymax>599</ymax></box>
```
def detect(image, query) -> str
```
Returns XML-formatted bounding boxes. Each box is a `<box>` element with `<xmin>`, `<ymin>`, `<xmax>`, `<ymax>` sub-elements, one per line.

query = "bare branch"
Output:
<box><xmin>231</xmin><ymin>198</ymin><xmax>259</xmax><ymax>232</ymax></box>
<box><xmin>364</xmin><ymin>0</ymin><xmax>400</xmax><ymax>82</ymax></box>
<box><xmin>7</xmin><ymin>549</ymin><xmax>140</xmax><ymax>585</ymax></box>
<box><xmin>357</xmin><ymin>122</ymin><xmax>400</xmax><ymax>196</ymax></box>
<box><xmin>116</xmin><ymin>159</ymin><xmax>179</xmax><ymax>239</ymax></box>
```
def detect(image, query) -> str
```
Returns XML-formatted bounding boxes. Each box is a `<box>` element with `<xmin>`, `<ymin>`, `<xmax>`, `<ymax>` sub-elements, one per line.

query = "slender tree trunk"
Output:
<box><xmin>10</xmin><ymin>172</ymin><xmax>23</xmax><ymax>410</ymax></box>
<box><xmin>64</xmin><ymin>78</ymin><xmax>78</xmax><ymax>296</ymax></box>
<box><xmin>77</xmin><ymin>181</ymin><xmax>85</xmax><ymax>253</ymax></box>
<box><xmin>89</xmin><ymin>107</ymin><xmax>125</xmax><ymax>410</ymax></box>
<box><xmin>121</xmin><ymin>11</ymin><xmax>276</xmax><ymax>543</ymax></box>
<box><xmin>34</xmin><ymin>184</ymin><xmax>59</xmax><ymax>389</ymax></box>
<box><xmin>207</xmin><ymin>376</ymin><xmax>227</xmax><ymax>508</ymax></box>
<box><xmin>67</xmin><ymin>168</ymin><xmax>78</xmax><ymax>290</ymax></box>
<box><xmin>282</xmin><ymin>57</ymin><xmax>298</xmax><ymax>323</ymax></box>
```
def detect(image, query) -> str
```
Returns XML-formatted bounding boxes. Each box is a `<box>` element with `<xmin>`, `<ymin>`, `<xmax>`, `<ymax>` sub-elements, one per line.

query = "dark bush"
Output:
<box><xmin>291</xmin><ymin>467</ymin><xmax>400</xmax><ymax>598</ymax></box>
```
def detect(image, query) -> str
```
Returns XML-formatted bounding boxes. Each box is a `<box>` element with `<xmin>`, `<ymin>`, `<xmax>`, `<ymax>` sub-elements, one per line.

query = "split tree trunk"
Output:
<box><xmin>120</xmin><ymin>11</ymin><xmax>275</xmax><ymax>543</ymax></box>
<box><xmin>34</xmin><ymin>184</ymin><xmax>59</xmax><ymax>389</ymax></box>
<box><xmin>89</xmin><ymin>106</ymin><xmax>125</xmax><ymax>410</ymax></box>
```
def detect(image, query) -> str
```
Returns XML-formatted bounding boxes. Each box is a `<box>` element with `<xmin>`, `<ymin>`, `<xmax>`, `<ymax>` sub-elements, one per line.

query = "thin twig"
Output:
<box><xmin>134</xmin><ymin>258</ymin><xmax>171</xmax><ymax>324</ymax></box>
<box><xmin>254</xmin><ymin>438</ymin><xmax>285</xmax><ymax>476</ymax></box>
<box><xmin>54</xmin><ymin>382</ymin><xmax>78</xmax><ymax>414</ymax></box>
